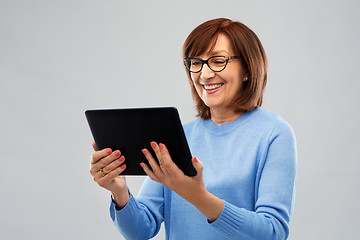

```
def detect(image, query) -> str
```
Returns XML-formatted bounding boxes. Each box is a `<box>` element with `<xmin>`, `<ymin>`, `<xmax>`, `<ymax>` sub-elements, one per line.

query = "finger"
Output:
<box><xmin>103</xmin><ymin>164</ymin><xmax>126</xmax><ymax>180</ymax></box>
<box><xmin>102</xmin><ymin>155</ymin><xmax>125</xmax><ymax>174</ymax></box>
<box><xmin>93</xmin><ymin>162</ymin><xmax>125</xmax><ymax>181</ymax></box>
<box><xmin>150</xmin><ymin>141</ymin><xmax>166</xmax><ymax>171</ymax></box>
<box><xmin>91</xmin><ymin>150</ymin><xmax>121</xmax><ymax>174</ymax></box>
<box><xmin>97</xmin><ymin>164</ymin><xmax>127</xmax><ymax>186</ymax></box>
<box><xmin>91</xmin><ymin>147</ymin><xmax>112</xmax><ymax>164</ymax></box>
<box><xmin>93</xmin><ymin>168</ymin><xmax>106</xmax><ymax>181</ymax></box>
<box><xmin>158</xmin><ymin>143</ymin><xmax>182</xmax><ymax>177</ymax></box>
<box><xmin>192</xmin><ymin>156</ymin><xmax>203</xmax><ymax>180</ymax></box>
<box><xmin>151</xmin><ymin>142</ymin><xmax>171</xmax><ymax>175</ymax></box>
<box><xmin>141</xmin><ymin>148</ymin><xmax>163</xmax><ymax>178</ymax></box>
<box><xmin>92</xmin><ymin>141</ymin><xmax>98</xmax><ymax>151</ymax></box>
<box><xmin>140</xmin><ymin>162</ymin><xmax>161</xmax><ymax>183</ymax></box>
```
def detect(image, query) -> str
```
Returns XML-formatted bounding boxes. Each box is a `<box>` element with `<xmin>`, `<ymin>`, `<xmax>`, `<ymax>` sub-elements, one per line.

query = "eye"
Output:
<box><xmin>210</xmin><ymin>57</ymin><xmax>226</xmax><ymax>65</ymax></box>
<box><xmin>191</xmin><ymin>60</ymin><xmax>201</xmax><ymax>66</ymax></box>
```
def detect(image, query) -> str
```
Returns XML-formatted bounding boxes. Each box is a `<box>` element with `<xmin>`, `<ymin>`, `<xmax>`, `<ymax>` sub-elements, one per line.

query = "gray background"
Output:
<box><xmin>1</xmin><ymin>0</ymin><xmax>359</xmax><ymax>239</ymax></box>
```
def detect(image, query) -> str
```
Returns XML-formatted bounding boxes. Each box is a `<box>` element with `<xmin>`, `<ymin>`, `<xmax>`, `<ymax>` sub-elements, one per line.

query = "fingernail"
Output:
<box><xmin>114</xmin><ymin>150</ymin><xmax>120</xmax><ymax>157</ymax></box>
<box><xmin>119</xmin><ymin>156</ymin><xmax>125</xmax><ymax>161</ymax></box>
<box><xmin>140</xmin><ymin>163</ymin><xmax>144</xmax><ymax>168</ymax></box>
<box><xmin>194</xmin><ymin>156</ymin><xmax>198</xmax><ymax>162</ymax></box>
<box><xmin>106</xmin><ymin>148</ymin><xmax>112</xmax><ymax>154</ymax></box>
<box><xmin>141</xmin><ymin>149</ymin><xmax>147</xmax><ymax>155</ymax></box>
<box><xmin>151</xmin><ymin>142</ymin><xmax>157</xmax><ymax>148</ymax></box>
<box><xmin>159</xmin><ymin>143</ymin><xmax>164</xmax><ymax>150</ymax></box>
<box><xmin>121</xmin><ymin>164</ymin><xmax>126</xmax><ymax>169</ymax></box>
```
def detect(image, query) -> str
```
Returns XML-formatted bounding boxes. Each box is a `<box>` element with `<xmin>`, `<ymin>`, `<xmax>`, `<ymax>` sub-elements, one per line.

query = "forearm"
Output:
<box><xmin>210</xmin><ymin>200</ymin><xmax>290</xmax><ymax>240</ymax></box>
<box><xmin>185</xmin><ymin>188</ymin><xmax>224</xmax><ymax>222</ymax></box>
<box><xmin>111</xmin><ymin>188</ymin><xmax>130</xmax><ymax>209</ymax></box>
<box><xmin>110</xmin><ymin>178</ymin><xmax>165</xmax><ymax>239</ymax></box>
<box><xmin>185</xmin><ymin>189</ymin><xmax>287</xmax><ymax>239</ymax></box>
<box><xmin>110</xmin><ymin>193</ymin><xmax>163</xmax><ymax>239</ymax></box>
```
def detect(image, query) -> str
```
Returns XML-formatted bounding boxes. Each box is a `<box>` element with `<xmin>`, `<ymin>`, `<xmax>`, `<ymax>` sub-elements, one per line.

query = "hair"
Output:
<box><xmin>182</xmin><ymin>18</ymin><xmax>268</xmax><ymax>119</ymax></box>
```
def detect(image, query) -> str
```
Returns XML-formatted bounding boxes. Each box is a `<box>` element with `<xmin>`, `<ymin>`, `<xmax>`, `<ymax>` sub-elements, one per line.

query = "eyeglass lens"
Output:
<box><xmin>185</xmin><ymin>56</ymin><xmax>228</xmax><ymax>73</ymax></box>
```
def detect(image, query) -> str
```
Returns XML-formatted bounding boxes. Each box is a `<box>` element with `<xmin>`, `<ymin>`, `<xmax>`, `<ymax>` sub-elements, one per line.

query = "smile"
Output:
<box><xmin>203</xmin><ymin>83</ymin><xmax>224</xmax><ymax>90</ymax></box>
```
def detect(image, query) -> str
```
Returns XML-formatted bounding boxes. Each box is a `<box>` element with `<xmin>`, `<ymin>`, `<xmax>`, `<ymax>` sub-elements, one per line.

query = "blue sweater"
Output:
<box><xmin>110</xmin><ymin>107</ymin><xmax>297</xmax><ymax>240</ymax></box>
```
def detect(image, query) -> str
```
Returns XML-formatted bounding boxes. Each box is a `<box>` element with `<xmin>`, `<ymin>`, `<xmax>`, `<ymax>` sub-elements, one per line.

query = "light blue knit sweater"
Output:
<box><xmin>110</xmin><ymin>107</ymin><xmax>297</xmax><ymax>240</ymax></box>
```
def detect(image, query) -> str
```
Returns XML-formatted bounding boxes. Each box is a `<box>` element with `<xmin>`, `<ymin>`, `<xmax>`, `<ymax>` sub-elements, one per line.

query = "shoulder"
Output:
<box><xmin>255</xmin><ymin>108</ymin><xmax>296</xmax><ymax>148</ymax></box>
<box><xmin>254</xmin><ymin>108</ymin><xmax>294</xmax><ymax>133</ymax></box>
<box><xmin>252</xmin><ymin>107</ymin><xmax>287</xmax><ymax>124</ymax></box>
<box><xmin>242</xmin><ymin>108</ymin><xmax>296</xmax><ymax>147</ymax></box>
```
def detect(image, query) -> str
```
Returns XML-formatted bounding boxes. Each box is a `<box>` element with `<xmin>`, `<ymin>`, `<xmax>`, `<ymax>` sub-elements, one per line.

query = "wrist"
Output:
<box><xmin>111</xmin><ymin>188</ymin><xmax>130</xmax><ymax>209</ymax></box>
<box><xmin>184</xmin><ymin>186</ymin><xmax>208</xmax><ymax>205</ymax></box>
<box><xmin>186</xmin><ymin>188</ymin><xmax>223</xmax><ymax>222</ymax></box>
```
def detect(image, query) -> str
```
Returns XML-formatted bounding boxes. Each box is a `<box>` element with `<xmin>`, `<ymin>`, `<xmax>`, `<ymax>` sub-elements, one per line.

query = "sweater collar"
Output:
<box><xmin>203</xmin><ymin>107</ymin><xmax>260</xmax><ymax>135</ymax></box>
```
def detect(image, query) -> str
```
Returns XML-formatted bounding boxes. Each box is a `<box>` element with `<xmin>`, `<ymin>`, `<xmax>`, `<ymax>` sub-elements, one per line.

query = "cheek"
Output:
<box><xmin>190</xmin><ymin>75</ymin><xmax>203</xmax><ymax>98</ymax></box>
<box><xmin>190</xmin><ymin>73</ymin><xmax>198</xmax><ymax>83</ymax></box>
<box><xmin>190</xmin><ymin>74</ymin><xmax>201</xmax><ymax>87</ymax></box>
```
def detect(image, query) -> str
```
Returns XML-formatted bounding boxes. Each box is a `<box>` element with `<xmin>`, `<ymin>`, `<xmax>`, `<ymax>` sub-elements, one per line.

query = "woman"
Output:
<box><xmin>90</xmin><ymin>18</ymin><xmax>297</xmax><ymax>240</ymax></box>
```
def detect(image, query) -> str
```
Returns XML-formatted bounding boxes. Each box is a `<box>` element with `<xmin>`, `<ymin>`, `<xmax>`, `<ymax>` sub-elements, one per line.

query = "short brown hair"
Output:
<box><xmin>182</xmin><ymin>18</ymin><xmax>267</xmax><ymax>119</ymax></box>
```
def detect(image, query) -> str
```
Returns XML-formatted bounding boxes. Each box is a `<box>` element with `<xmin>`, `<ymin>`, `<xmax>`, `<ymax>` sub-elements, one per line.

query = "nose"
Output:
<box><xmin>200</xmin><ymin>63</ymin><xmax>215</xmax><ymax>81</ymax></box>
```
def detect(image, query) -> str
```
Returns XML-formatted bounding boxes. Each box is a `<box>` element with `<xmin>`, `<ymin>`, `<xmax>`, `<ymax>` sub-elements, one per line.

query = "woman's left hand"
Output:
<box><xmin>140</xmin><ymin>141</ymin><xmax>205</xmax><ymax>202</ymax></box>
<box><xmin>141</xmin><ymin>141</ymin><xmax>224</xmax><ymax>221</ymax></box>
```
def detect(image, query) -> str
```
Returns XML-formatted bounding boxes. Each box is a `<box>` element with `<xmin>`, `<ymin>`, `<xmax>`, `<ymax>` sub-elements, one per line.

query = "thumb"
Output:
<box><xmin>92</xmin><ymin>141</ymin><xmax>98</xmax><ymax>151</ymax></box>
<box><xmin>192</xmin><ymin>156</ymin><xmax>204</xmax><ymax>179</ymax></box>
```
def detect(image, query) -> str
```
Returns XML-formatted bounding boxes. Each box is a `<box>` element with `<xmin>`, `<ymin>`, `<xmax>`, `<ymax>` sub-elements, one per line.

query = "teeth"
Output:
<box><xmin>204</xmin><ymin>83</ymin><xmax>223</xmax><ymax>90</ymax></box>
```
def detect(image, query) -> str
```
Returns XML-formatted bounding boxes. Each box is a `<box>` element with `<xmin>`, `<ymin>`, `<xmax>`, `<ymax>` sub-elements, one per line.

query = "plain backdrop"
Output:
<box><xmin>1</xmin><ymin>0</ymin><xmax>359</xmax><ymax>239</ymax></box>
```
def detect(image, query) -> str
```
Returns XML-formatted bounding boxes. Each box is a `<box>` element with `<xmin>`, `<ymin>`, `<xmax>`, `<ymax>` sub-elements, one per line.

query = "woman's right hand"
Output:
<box><xmin>90</xmin><ymin>141</ymin><xmax>129</xmax><ymax>207</ymax></box>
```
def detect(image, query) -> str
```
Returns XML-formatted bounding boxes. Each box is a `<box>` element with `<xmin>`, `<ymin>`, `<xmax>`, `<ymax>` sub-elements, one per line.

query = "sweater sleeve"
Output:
<box><xmin>209</xmin><ymin>120</ymin><xmax>297</xmax><ymax>240</ymax></box>
<box><xmin>110</xmin><ymin>178</ymin><xmax>164</xmax><ymax>239</ymax></box>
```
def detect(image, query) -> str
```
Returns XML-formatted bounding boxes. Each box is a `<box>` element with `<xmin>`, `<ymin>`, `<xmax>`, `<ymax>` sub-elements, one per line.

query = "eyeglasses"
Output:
<box><xmin>183</xmin><ymin>56</ymin><xmax>237</xmax><ymax>73</ymax></box>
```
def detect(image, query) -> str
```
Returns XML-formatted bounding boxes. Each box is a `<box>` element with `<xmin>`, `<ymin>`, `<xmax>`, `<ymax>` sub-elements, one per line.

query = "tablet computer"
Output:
<box><xmin>85</xmin><ymin>107</ymin><xmax>196</xmax><ymax>176</ymax></box>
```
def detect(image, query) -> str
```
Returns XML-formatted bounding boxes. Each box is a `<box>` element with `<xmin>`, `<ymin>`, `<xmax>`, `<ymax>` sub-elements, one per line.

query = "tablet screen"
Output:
<box><xmin>85</xmin><ymin>107</ymin><xmax>196</xmax><ymax>176</ymax></box>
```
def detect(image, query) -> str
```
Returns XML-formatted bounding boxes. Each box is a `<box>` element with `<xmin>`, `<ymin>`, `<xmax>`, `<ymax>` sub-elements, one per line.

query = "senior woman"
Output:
<box><xmin>90</xmin><ymin>18</ymin><xmax>297</xmax><ymax>240</ymax></box>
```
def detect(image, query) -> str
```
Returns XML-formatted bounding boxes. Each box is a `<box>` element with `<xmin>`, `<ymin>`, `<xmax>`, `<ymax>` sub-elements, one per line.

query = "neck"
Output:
<box><xmin>210</xmin><ymin>108</ymin><xmax>243</xmax><ymax>124</ymax></box>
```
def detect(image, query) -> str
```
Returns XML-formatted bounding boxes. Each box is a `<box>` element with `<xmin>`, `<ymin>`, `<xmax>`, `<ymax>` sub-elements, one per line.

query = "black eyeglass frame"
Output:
<box><xmin>183</xmin><ymin>56</ymin><xmax>238</xmax><ymax>73</ymax></box>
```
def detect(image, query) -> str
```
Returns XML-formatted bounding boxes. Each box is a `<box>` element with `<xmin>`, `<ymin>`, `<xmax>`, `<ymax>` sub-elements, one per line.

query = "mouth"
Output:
<box><xmin>202</xmin><ymin>83</ymin><xmax>224</xmax><ymax>91</ymax></box>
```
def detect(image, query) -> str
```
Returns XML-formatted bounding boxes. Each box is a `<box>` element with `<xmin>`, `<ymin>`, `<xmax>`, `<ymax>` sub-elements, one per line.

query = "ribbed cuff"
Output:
<box><xmin>110</xmin><ymin>192</ymin><xmax>135</xmax><ymax>213</ymax></box>
<box><xmin>208</xmin><ymin>200</ymin><xmax>245</xmax><ymax>237</ymax></box>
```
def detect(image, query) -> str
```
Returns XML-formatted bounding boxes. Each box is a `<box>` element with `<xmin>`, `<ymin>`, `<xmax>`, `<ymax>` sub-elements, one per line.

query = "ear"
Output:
<box><xmin>243</xmin><ymin>73</ymin><xmax>249</xmax><ymax>82</ymax></box>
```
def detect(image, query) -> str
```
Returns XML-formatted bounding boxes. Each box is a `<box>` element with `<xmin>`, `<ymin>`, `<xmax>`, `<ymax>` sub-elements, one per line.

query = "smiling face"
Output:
<box><xmin>190</xmin><ymin>34</ymin><xmax>248</xmax><ymax>115</ymax></box>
